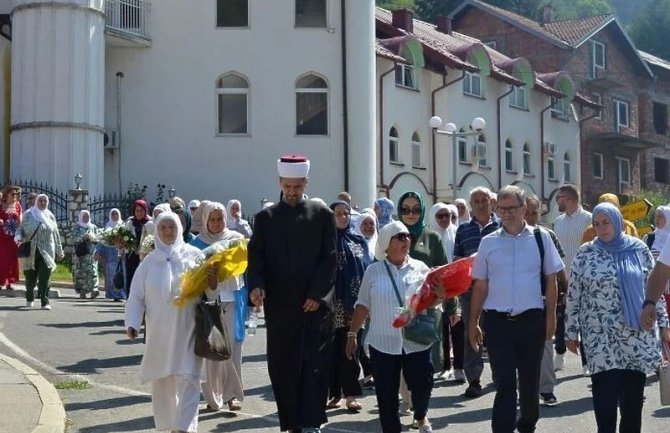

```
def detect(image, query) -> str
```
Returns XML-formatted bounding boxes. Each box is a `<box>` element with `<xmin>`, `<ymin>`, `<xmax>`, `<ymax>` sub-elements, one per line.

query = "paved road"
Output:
<box><xmin>1</xmin><ymin>288</ymin><xmax>669</xmax><ymax>432</ymax></box>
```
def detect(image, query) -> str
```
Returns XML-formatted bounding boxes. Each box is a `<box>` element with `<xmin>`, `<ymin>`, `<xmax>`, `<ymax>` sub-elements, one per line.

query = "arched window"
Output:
<box><xmin>476</xmin><ymin>133</ymin><xmax>488</xmax><ymax>167</ymax></box>
<box><xmin>411</xmin><ymin>132</ymin><xmax>421</xmax><ymax>168</ymax></box>
<box><xmin>216</xmin><ymin>72</ymin><xmax>249</xmax><ymax>134</ymax></box>
<box><xmin>505</xmin><ymin>139</ymin><xmax>514</xmax><ymax>172</ymax></box>
<box><xmin>563</xmin><ymin>152</ymin><xmax>571</xmax><ymax>182</ymax></box>
<box><xmin>523</xmin><ymin>143</ymin><xmax>531</xmax><ymax>175</ymax></box>
<box><xmin>296</xmin><ymin>74</ymin><xmax>328</xmax><ymax>135</ymax></box>
<box><xmin>389</xmin><ymin>127</ymin><xmax>399</xmax><ymax>163</ymax></box>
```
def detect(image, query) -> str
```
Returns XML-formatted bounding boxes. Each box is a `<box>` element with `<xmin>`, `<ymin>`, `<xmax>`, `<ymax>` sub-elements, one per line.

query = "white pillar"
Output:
<box><xmin>344</xmin><ymin>0</ymin><xmax>376</xmax><ymax>208</ymax></box>
<box><xmin>10</xmin><ymin>0</ymin><xmax>105</xmax><ymax>195</ymax></box>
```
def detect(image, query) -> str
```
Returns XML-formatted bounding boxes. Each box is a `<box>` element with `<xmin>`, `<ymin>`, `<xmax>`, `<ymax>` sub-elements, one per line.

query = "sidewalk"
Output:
<box><xmin>0</xmin><ymin>353</ymin><xmax>65</xmax><ymax>433</ymax></box>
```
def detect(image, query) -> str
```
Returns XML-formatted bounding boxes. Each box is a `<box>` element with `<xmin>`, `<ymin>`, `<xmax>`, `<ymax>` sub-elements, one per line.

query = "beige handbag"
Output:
<box><xmin>661</xmin><ymin>341</ymin><xmax>670</xmax><ymax>406</ymax></box>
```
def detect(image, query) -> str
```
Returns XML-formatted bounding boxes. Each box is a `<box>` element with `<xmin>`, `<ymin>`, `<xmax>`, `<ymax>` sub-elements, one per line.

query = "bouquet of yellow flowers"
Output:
<box><xmin>99</xmin><ymin>226</ymin><xmax>136</xmax><ymax>252</ymax></box>
<box><xmin>174</xmin><ymin>238</ymin><xmax>249</xmax><ymax>307</ymax></box>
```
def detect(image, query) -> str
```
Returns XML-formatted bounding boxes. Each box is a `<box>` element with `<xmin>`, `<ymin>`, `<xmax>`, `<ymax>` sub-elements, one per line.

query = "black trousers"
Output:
<box><xmin>443</xmin><ymin>319</ymin><xmax>464</xmax><ymax>370</ymax></box>
<box><xmin>329</xmin><ymin>328</ymin><xmax>363</xmax><ymax>398</ymax></box>
<box><xmin>483</xmin><ymin>310</ymin><xmax>545</xmax><ymax>433</ymax></box>
<box><xmin>24</xmin><ymin>251</ymin><xmax>52</xmax><ymax>307</ymax></box>
<box><xmin>591</xmin><ymin>369</ymin><xmax>646</xmax><ymax>433</ymax></box>
<box><xmin>369</xmin><ymin>345</ymin><xmax>433</xmax><ymax>433</ymax></box>
<box><xmin>554</xmin><ymin>304</ymin><xmax>566</xmax><ymax>355</ymax></box>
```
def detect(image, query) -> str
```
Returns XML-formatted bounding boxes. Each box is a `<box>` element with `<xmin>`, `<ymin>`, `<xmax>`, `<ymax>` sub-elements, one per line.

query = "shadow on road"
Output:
<box><xmin>65</xmin><ymin>394</ymin><xmax>151</xmax><ymax>411</ymax></box>
<box><xmin>41</xmin><ymin>319</ymin><xmax>125</xmax><ymax>329</ymax></box>
<box><xmin>59</xmin><ymin>354</ymin><xmax>142</xmax><ymax>373</ymax></box>
<box><xmin>76</xmin><ymin>415</ymin><xmax>155</xmax><ymax>432</ymax></box>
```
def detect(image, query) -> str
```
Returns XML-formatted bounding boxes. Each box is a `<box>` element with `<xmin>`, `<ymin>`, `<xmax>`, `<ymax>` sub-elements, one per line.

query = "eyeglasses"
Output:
<box><xmin>498</xmin><ymin>205</ymin><xmax>522</xmax><ymax>214</ymax></box>
<box><xmin>435</xmin><ymin>213</ymin><xmax>450</xmax><ymax>220</ymax></box>
<box><xmin>391</xmin><ymin>233</ymin><xmax>410</xmax><ymax>241</ymax></box>
<box><xmin>400</xmin><ymin>207</ymin><xmax>421</xmax><ymax>216</ymax></box>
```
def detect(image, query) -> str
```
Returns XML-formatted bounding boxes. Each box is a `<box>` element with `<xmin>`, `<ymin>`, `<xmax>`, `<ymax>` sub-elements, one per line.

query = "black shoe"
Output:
<box><xmin>464</xmin><ymin>382</ymin><xmax>482</xmax><ymax>398</ymax></box>
<box><xmin>540</xmin><ymin>392</ymin><xmax>558</xmax><ymax>407</ymax></box>
<box><xmin>362</xmin><ymin>377</ymin><xmax>375</xmax><ymax>389</ymax></box>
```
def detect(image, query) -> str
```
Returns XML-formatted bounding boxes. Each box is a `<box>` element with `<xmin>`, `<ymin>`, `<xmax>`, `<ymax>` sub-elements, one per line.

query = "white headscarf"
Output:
<box><xmin>30</xmin><ymin>194</ymin><xmax>57</xmax><ymax>229</ymax></box>
<box><xmin>428</xmin><ymin>203</ymin><xmax>456</xmax><ymax>262</ymax></box>
<box><xmin>145</xmin><ymin>212</ymin><xmax>188</xmax><ymax>302</ymax></box>
<box><xmin>106</xmin><ymin>208</ymin><xmax>123</xmax><ymax>229</ymax></box>
<box><xmin>198</xmin><ymin>201</ymin><xmax>242</xmax><ymax>246</ymax></box>
<box><xmin>353</xmin><ymin>210</ymin><xmax>378</xmax><ymax>261</ymax></box>
<box><xmin>225</xmin><ymin>199</ymin><xmax>242</xmax><ymax>229</ymax></box>
<box><xmin>652</xmin><ymin>206</ymin><xmax>670</xmax><ymax>253</ymax></box>
<box><xmin>454</xmin><ymin>198</ymin><xmax>471</xmax><ymax>225</ymax></box>
<box><xmin>77</xmin><ymin>210</ymin><xmax>92</xmax><ymax>228</ymax></box>
<box><xmin>153</xmin><ymin>203</ymin><xmax>171</xmax><ymax>218</ymax></box>
<box><xmin>375</xmin><ymin>221</ymin><xmax>410</xmax><ymax>262</ymax></box>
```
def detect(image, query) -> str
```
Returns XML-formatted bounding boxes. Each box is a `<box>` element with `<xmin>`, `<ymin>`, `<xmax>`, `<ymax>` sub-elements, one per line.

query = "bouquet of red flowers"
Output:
<box><xmin>392</xmin><ymin>256</ymin><xmax>475</xmax><ymax>328</ymax></box>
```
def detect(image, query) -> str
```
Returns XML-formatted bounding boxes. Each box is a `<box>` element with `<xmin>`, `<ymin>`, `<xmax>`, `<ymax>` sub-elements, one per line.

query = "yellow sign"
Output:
<box><xmin>621</xmin><ymin>199</ymin><xmax>652</xmax><ymax>222</ymax></box>
<box><xmin>637</xmin><ymin>225</ymin><xmax>653</xmax><ymax>238</ymax></box>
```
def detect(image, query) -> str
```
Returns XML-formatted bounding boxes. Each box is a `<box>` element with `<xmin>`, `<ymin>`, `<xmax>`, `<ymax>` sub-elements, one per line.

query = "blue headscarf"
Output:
<box><xmin>592</xmin><ymin>203</ymin><xmax>647</xmax><ymax>330</ymax></box>
<box><xmin>398</xmin><ymin>191</ymin><xmax>426</xmax><ymax>241</ymax></box>
<box><xmin>375</xmin><ymin>197</ymin><xmax>394</xmax><ymax>228</ymax></box>
<box><xmin>330</xmin><ymin>201</ymin><xmax>371</xmax><ymax>313</ymax></box>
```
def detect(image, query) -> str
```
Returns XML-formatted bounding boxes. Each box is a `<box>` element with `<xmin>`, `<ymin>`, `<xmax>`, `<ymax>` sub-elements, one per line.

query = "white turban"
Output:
<box><xmin>375</xmin><ymin>220</ymin><xmax>410</xmax><ymax>262</ymax></box>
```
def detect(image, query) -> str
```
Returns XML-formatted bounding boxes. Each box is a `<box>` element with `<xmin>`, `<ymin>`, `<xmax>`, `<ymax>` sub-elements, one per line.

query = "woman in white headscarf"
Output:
<box><xmin>454</xmin><ymin>198</ymin><xmax>471</xmax><ymax>226</ymax></box>
<box><xmin>644</xmin><ymin>206</ymin><xmax>670</xmax><ymax>259</ymax></box>
<box><xmin>16</xmin><ymin>194</ymin><xmax>64</xmax><ymax>310</ymax></box>
<box><xmin>191</xmin><ymin>201</ymin><xmax>246</xmax><ymax>411</ymax></box>
<box><xmin>353</xmin><ymin>210</ymin><xmax>378</xmax><ymax>262</ymax></box>
<box><xmin>427</xmin><ymin>203</ymin><xmax>456</xmax><ymax>263</ymax></box>
<box><xmin>225</xmin><ymin>199</ymin><xmax>253</xmax><ymax>238</ymax></box>
<box><xmin>72</xmin><ymin>210</ymin><xmax>100</xmax><ymax>299</ymax></box>
<box><xmin>97</xmin><ymin>208</ymin><xmax>126</xmax><ymax>301</ymax></box>
<box><xmin>125</xmin><ymin>212</ymin><xmax>209</xmax><ymax>433</ymax></box>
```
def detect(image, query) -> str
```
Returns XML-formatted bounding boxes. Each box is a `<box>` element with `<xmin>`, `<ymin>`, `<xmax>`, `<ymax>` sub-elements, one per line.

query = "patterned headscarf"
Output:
<box><xmin>375</xmin><ymin>197</ymin><xmax>394</xmax><ymax>228</ymax></box>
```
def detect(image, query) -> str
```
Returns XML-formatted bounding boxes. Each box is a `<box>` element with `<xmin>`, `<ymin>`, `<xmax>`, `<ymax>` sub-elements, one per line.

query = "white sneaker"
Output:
<box><xmin>399</xmin><ymin>400</ymin><xmax>412</xmax><ymax>416</ymax></box>
<box><xmin>582</xmin><ymin>365</ymin><xmax>590</xmax><ymax>376</ymax></box>
<box><xmin>41</xmin><ymin>304</ymin><xmax>51</xmax><ymax>311</ymax></box>
<box><xmin>554</xmin><ymin>353</ymin><xmax>565</xmax><ymax>371</ymax></box>
<box><xmin>25</xmin><ymin>301</ymin><xmax>34</xmax><ymax>308</ymax></box>
<box><xmin>439</xmin><ymin>369</ymin><xmax>454</xmax><ymax>380</ymax></box>
<box><xmin>453</xmin><ymin>369</ymin><xmax>466</xmax><ymax>382</ymax></box>
<box><xmin>418</xmin><ymin>423</ymin><xmax>433</xmax><ymax>433</ymax></box>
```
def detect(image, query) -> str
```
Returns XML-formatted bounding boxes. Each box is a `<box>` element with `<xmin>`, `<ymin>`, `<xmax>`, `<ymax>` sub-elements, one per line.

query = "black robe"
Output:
<box><xmin>248</xmin><ymin>199</ymin><xmax>336</xmax><ymax>431</ymax></box>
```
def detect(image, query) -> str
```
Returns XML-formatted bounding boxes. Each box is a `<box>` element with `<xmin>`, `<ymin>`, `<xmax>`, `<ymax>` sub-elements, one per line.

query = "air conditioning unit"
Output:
<box><xmin>543</xmin><ymin>142</ymin><xmax>557</xmax><ymax>156</ymax></box>
<box><xmin>104</xmin><ymin>129</ymin><xmax>119</xmax><ymax>150</ymax></box>
<box><xmin>472</xmin><ymin>143</ymin><xmax>487</xmax><ymax>160</ymax></box>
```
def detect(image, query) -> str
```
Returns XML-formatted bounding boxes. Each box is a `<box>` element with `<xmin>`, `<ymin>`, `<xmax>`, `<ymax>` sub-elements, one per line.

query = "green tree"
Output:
<box><xmin>550</xmin><ymin>0</ymin><xmax>612</xmax><ymax>20</ymax></box>
<box><xmin>415</xmin><ymin>0</ymin><xmax>462</xmax><ymax>23</ymax></box>
<box><xmin>376</xmin><ymin>0</ymin><xmax>417</xmax><ymax>10</ymax></box>
<box><xmin>628</xmin><ymin>0</ymin><xmax>670</xmax><ymax>59</ymax></box>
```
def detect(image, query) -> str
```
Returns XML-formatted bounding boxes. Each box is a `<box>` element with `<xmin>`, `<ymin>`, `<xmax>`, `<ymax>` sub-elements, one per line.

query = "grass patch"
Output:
<box><xmin>51</xmin><ymin>260</ymin><xmax>73</xmax><ymax>283</ymax></box>
<box><xmin>54</xmin><ymin>379</ymin><xmax>90</xmax><ymax>390</ymax></box>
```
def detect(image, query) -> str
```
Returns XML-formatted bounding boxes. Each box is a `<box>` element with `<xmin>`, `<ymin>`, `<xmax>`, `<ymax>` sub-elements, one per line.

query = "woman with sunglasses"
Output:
<box><xmin>0</xmin><ymin>185</ymin><xmax>22</xmax><ymax>291</ymax></box>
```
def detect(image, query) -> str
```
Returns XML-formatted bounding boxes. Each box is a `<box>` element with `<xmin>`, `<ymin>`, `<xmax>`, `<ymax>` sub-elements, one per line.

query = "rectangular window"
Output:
<box><xmin>217</xmin><ymin>0</ymin><xmax>248</xmax><ymax>27</ymax></box>
<box><xmin>613</xmin><ymin>99</ymin><xmax>629</xmax><ymax>131</ymax></box>
<box><xmin>547</xmin><ymin>157</ymin><xmax>555</xmax><ymax>180</ymax></box>
<box><xmin>505</xmin><ymin>146</ymin><xmax>513</xmax><ymax>172</ymax></box>
<box><xmin>589</xmin><ymin>40</ymin><xmax>606</xmax><ymax>79</ymax></box>
<box><xmin>655</xmin><ymin>158</ymin><xmax>669</xmax><ymax>184</ymax></box>
<box><xmin>458</xmin><ymin>138</ymin><xmax>468</xmax><ymax>163</ymax></box>
<box><xmin>592</xmin><ymin>92</ymin><xmax>603</xmax><ymax>120</ymax></box>
<box><xmin>617</xmin><ymin>157</ymin><xmax>631</xmax><ymax>185</ymax></box>
<box><xmin>551</xmin><ymin>97</ymin><xmax>569</xmax><ymax>120</ymax></box>
<box><xmin>412</xmin><ymin>142</ymin><xmax>421</xmax><ymax>168</ymax></box>
<box><xmin>296</xmin><ymin>92</ymin><xmax>327</xmax><ymax>135</ymax></box>
<box><xmin>395</xmin><ymin>64</ymin><xmax>416</xmax><ymax>89</ymax></box>
<box><xmin>218</xmin><ymin>93</ymin><xmax>248</xmax><ymax>134</ymax></box>
<box><xmin>653</xmin><ymin>102</ymin><xmax>668</xmax><ymax>134</ymax></box>
<box><xmin>389</xmin><ymin>137</ymin><xmax>399</xmax><ymax>163</ymax></box>
<box><xmin>296</xmin><ymin>0</ymin><xmax>327</xmax><ymax>28</ymax></box>
<box><xmin>593</xmin><ymin>152</ymin><xmax>603</xmax><ymax>178</ymax></box>
<box><xmin>463</xmin><ymin>72</ymin><xmax>482</xmax><ymax>97</ymax></box>
<box><xmin>564</xmin><ymin>159</ymin><xmax>571</xmax><ymax>182</ymax></box>
<box><xmin>509</xmin><ymin>85</ymin><xmax>527</xmax><ymax>109</ymax></box>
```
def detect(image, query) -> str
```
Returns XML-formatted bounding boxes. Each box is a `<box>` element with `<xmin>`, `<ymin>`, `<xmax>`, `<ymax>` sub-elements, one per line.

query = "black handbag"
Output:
<box><xmin>194</xmin><ymin>294</ymin><xmax>231</xmax><ymax>361</ymax></box>
<box><xmin>17</xmin><ymin>222</ymin><xmax>42</xmax><ymax>258</ymax></box>
<box><xmin>75</xmin><ymin>241</ymin><xmax>90</xmax><ymax>257</ymax></box>
<box><xmin>384</xmin><ymin>261</ymin><xmax>439</xmax><ymax>346</ymax></box>
<box><xmin>112</xmin><ymin>260</ymin><xmax>125</xmax><ymax>290</ymax></box>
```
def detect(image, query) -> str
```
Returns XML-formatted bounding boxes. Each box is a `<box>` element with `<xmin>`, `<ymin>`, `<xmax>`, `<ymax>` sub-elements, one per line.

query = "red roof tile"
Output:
<box><xmin>375</xmin><ymin>40</ymin><xmax>409</xmax><ymax>63</ymax></box>
<box><xmin>544</xmin><ymin>14</ymin><xmax>614</xmax><ymax>47</ymax></box>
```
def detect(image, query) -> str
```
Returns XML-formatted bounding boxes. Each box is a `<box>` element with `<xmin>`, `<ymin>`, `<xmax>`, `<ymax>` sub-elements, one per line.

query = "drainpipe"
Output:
<box><xmin>378</xmin><ymin>64</ymin><xmax>396</xmax><ymax>189</ymax></box>
<box><xmin>496</xmin><ymin>86</ymin><xmax>514</xmax><ymax>190</ymax></box>
<box><xmin>115</xmin><ymin>71</ymin><xmax>124</xmax><ymax>196</ymax></box>
<box><xmin>431</xmin><ymin>70</ymin><xmax>465</xmax><ymax>201</ymax></box>
<box><xmin>539</xmin><ymin>102</ymin><xmax>553</xmax><ymax>200</ymax></box>
<box><xmin>340</xmin><ymin>0</ymin><xmax>349</xmax><ymax>191</ymax></box>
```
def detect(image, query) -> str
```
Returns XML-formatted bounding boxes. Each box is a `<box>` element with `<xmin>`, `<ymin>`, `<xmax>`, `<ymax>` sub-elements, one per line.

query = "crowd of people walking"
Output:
<box><xmin>3</xmin><ymin>156</ymin><xmax>670</xmax><ymax>433</ymax></box>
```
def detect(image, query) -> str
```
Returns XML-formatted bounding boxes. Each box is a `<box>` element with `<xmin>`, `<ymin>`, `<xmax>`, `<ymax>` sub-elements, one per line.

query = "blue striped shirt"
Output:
<box><xmin>453</xmin><ymin>214</ymin><xmax>501</xmax><ymax>259</ymax></box>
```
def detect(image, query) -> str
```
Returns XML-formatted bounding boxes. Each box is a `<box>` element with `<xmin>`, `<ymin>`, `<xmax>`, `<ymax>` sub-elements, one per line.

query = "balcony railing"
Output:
<box><xmin>105</xmin><ymin>0</ymin><xmax>151</xmax><ymax>41</ymax></box>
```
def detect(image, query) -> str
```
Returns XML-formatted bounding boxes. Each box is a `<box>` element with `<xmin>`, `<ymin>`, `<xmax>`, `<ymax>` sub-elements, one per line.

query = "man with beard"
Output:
<box><xmin>248</xmin><ymin>155</ymin><xmax>337</xmax><ymax>433</ymax></box>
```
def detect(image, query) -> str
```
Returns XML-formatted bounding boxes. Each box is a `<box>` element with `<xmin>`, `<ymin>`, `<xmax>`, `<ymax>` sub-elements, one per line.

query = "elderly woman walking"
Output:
<box><xmin>226</xmin><ymin>199</ymin><xmax>253</xmax><ymax>238</ymax></box>
<box><xmin>17</xmin><ymin>194</ymin><xmax>63</xmax><ymax>310</ymax></box>
<box><xmin>0</xmin><ymin>185</ymin><xmax>22</xmax><ymax>291</ymax></box>
<box><xmin>72</xmin><ymin>210</ymin><xmax>100</xmax><ymax>299</ymax></box>
<box><xmin>97</xmin><ymin>208</ymin><xmax>126</xmax><ymax>301</ymax></box>
<box><xmin>191</xmin><ymin>201</ymin><xmax>246</xmax><ymax>411</ymax></box>
<box><xmin>566</xmin><ymin>203</ymin><xmax>670</xmax><ymax>433</ymax></box>
<box><xmin>346</xmin><ymin>221</ymin><xmax>435</xmax><ymax>433</ymax></box>
<box><xmin>126</xmin><ymin>212</ymin><xmax>211</xmax><ymax>433</ymax></box>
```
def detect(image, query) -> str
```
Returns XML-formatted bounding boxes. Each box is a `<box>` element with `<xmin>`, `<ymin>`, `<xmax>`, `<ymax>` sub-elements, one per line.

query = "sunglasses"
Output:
<box><xmin>436</xmin><ymin>213</ymin><xmax>450</xmax><ymax>220</ymax></box>
<box><xmin>400</xmin><ymin>207</ymin><xmax>421</xmax><ymax>216</ymax></box>
<box><xmin>391</xmin><ymin>233</ymin><xmax>411</xmax><ymax>241</ymax></box>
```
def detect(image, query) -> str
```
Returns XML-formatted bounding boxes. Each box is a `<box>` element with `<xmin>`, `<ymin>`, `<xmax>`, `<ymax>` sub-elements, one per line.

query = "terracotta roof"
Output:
<box><xmin>544</xmin><ymin>14</ymin><xmax>614</xmax><ymax>47</ymax></box>
<box><xmin>375</xmin><ymin>40</ymin><xmax>409</xmax><ymax>63</ymax></box>
<box><xmin>639</xmin><ymin>50</ymin><xmax>670</xmax><ymax>72</ymax></box>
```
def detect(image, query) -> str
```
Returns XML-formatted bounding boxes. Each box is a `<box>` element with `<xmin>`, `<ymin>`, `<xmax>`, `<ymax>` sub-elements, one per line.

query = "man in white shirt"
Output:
<box><xmin>469</xmin><ymin>185</ymin><xmax>564</xmax><ymax>433</ymax></box>
<box><xmin>552</xmin><ymin>184</ymin><xmax>591</xmax><ymax>371</ymax></box>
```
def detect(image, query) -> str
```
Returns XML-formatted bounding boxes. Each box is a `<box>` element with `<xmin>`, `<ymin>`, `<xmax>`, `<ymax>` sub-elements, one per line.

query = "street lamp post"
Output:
<box><xmin>430</xmin><ymin>116</ymin><xmax>486</xmax><ymax>196</ymax></box>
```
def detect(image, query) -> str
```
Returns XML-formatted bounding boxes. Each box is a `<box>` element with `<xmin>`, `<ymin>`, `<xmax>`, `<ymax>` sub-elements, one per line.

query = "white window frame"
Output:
<box><xmin>504</xmin><ymin>139</ymin><xmax>514</xmax><ymax>172</ymax></box>
<box><xmin>395</xmin><ymin>64</ymin><xmax>417</xmax><ymax>90</ymax></box>
<box><xmin>551</xmin><ymin>97</ymin><xmax>569</xmax><ymax>120</ymax></box>
<box><xmin>592</xmin><ymin>92</ymin><xmax>603</xmax><ymax>120</ymax></box>
<box><xmin>463</xmin><ymin>72</ymin><xmax>483</xmax><ymax>97</ymax></box>
<box><xmin>592</xmin><ymin>40</ymin><xmax>606</xmax><ymax>77</ymax></box>
<box><xmin>216</xmin><ymin>72</ymin><xmax>249</xmax><ymax>135</ymax></box>
<box><xmin>509</xmin><ymin>85</ymin><xmax>528</xmax><ymax>109</ymax></box>
<box><xmin>389</xmin><ymin>127</ymin><xmax>399</xmax><ymax>163</ymax></box>
<box><xmin>563</xmin><ymin>153</ymin><xmax>571</xmax><ymax>182</ymax></box>
<box><xmin>295</xmin><ymin>73</ymin><xmax>329</xmax><ymax>136</ymax></box>
<box><xmin>547</xmin><ymin>156</ymin><xmax>556</xmax><ymax>180</ymax></box>
<box><xmin>457</xmin><ymin>136</ymin><xmax>468</xmax><ymax>163</ymax></box>
<box><xmin>617</xmin><ymin>157</ymin><xmax>631</xmax><ymax>187</ymax></box>
<box><xmin>411</xmin><ymin>132</ymin><xmax>421</xmax><ymax>168</ymax></box>
<box><xmin>614</xmin><ymin>99</ymin><xmax>629</xmax><ymax>131</ymax></box>
<box><xmin>593</xmin><ymin>152</ymin><xmax>604</xmax><ymax>179</ymax></box>
<box><xmin>522</xmin><ymin>143</ymin><xmax>531</xmax><ymax>175</ymax></box>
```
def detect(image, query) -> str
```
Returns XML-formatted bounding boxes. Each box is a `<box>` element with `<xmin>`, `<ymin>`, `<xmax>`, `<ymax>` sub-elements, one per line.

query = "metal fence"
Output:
<box><xmin>2</xmin><ymin>179</ymin><xmax>69</xmax><ymax>227</ymax></box>
<box><xmin>105</xmin><ymin>0</ymin><xmax>151</xmax><ymax>40</ymax></box>
<box><xmin>88</xmin><ymin>192</ymin><xmax>132</xmax><ymax>228</ymax></box>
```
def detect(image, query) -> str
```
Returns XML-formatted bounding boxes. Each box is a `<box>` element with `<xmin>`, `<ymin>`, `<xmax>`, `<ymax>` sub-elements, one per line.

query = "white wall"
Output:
<box><xmin>105</xmin><ymin>0</ymin><xmax>352</xmax><ymax>213</ymax></box>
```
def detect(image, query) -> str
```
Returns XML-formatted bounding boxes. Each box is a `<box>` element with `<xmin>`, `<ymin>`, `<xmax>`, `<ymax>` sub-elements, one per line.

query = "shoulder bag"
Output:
<box><xmin>112</xmin><ymin>260</ymin><xmax>125</xmax><ymax>290</ymax></box>
<box><xmin>17</xmin><ymin>222</ymin><xmax>42</xmax><ymax>258</ymax></box>
<box><xmin>194</xmin><ymin>294</ymin><xmax>232</xmax><ymax>361</ymax></box>
<box><xmin>383</xmin><ymin>261</ymin><xmax>438</xmax><ymax>346</ymax></box>
<box><xmin>75</xmin><ymin>241</ymin><xmax>90</xmax><ymax>257</ymax></box>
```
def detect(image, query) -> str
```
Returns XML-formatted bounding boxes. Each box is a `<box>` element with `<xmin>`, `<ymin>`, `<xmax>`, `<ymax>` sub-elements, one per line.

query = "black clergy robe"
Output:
<box><xmin>248</xmin><ymin>199</ymin><xmax>337</xmax><ymax>431</ymax></box>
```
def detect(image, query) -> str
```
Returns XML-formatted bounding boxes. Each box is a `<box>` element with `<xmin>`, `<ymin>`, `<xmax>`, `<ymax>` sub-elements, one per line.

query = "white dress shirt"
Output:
<box><xmin>553</xmin><ymin>207</ymin><xmax>592</xmax><ymax>273</ymax></box>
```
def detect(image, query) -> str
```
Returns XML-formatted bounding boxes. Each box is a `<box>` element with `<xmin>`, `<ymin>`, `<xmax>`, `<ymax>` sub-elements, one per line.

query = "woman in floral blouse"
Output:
<box><xmin>566</xmin><ymin>202</ymin><xmax>669</xmax><ymax>433</ymax></box>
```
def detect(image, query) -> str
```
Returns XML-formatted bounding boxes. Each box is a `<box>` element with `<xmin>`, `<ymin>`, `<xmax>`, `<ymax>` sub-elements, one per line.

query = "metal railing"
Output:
<box><xmin>105</xmin><ymin>0</ymin><xmax>151</xmax><ymax>40</ymax></box>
